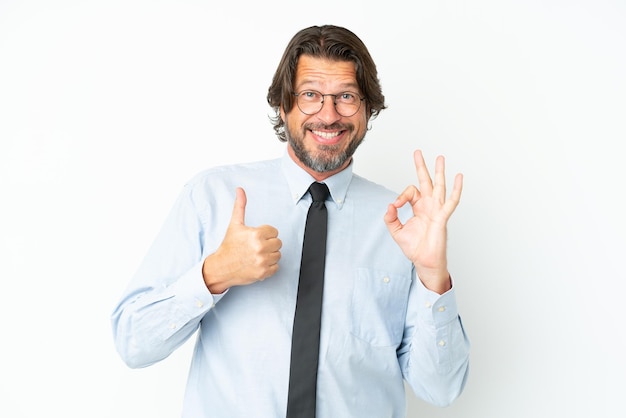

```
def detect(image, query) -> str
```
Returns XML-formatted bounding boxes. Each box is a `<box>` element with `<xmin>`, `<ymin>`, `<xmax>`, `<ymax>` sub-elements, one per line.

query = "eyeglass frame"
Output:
<box><xmin>292</xmin><ymin>90</ymin><xmax>366</xmax><ymax>117</ymax></box>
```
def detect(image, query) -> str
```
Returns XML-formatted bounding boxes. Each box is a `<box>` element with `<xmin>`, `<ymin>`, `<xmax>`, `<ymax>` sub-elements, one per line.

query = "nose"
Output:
<box><xmin>316</xmin><ymin>96</ymin><xmax>342</xmax><ymax>124</ymax></box>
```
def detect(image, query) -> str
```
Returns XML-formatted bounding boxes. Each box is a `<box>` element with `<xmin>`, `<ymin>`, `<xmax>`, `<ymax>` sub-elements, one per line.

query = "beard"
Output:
<box><xmin>285</xmin><ymin>120</ymin><xmax>366</xmax><ymax>173</ymax></box>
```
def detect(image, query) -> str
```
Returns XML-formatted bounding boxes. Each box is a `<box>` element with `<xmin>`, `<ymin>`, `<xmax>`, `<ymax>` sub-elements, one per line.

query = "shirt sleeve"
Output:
<box><xmin>398</xmin><ymin>273</ymin><xmax>471</xmax><ymax>407</ymax></box>
<box><xmin>110</xmin><ymin>183</ymin><xmax>224</xmax><ymax>368</ymax></box>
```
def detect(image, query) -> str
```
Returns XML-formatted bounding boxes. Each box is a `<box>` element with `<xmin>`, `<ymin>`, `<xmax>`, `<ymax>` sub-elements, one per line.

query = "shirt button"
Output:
<box><xmin>437</xmin><ymin>306</ymin><xmax>446</xmax><ymax>312</ymax></box>
<box><xmin>438</xmin><ymin>340</ymin><xmax>446</xmax><ymax>347</ymax></box>
<box><xmin>383</xmin><ymin>277</ymin><xmax>390</xmax><ymax>283</ymax></box>
<box><xmin>425</xmin><ymin>302</ymin><xmax>432</xmax><ymax>308</ymax></box>
<box><xmin>195</xmin><ymin>300</ymin><xmax>204</xmax><ymax>308</ymax></box>
<box><xmin>169</xmin><ymin>323</ymin><xmax>177</xmax><ymax>330</ymax></box>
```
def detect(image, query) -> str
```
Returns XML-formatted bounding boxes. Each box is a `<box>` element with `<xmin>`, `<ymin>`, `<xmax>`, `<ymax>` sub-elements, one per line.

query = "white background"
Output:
<box><xmin>1</xmin><ymin>0</ymin><xmax>625</xmax><ymax>417</ymax></box>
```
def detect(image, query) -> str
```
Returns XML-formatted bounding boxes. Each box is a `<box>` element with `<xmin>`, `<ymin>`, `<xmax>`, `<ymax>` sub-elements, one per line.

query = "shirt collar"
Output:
<box><xmin>281</xmin><ymin>150</ymin><xmax>352</xmax><ymax>209</ymax></box>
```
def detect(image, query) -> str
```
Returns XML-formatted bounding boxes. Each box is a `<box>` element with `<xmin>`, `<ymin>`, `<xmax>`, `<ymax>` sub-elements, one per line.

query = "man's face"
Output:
<box><xmin>281</xmin><ymin>55</ymin><xmax>368</xmax><ymax>178</ymax></box>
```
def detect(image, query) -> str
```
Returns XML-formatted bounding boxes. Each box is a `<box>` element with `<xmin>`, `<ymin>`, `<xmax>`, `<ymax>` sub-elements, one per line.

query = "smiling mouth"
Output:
<box><xmin>311</xmin><ymin>129</ymin><xmax>343</xmax><ymax>140</ymax></box>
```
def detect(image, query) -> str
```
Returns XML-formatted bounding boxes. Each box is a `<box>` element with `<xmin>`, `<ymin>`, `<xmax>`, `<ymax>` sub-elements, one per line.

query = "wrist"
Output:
<box><xmin>416</xmin><ymin>268</ymin><xmax>451</xmax><ymax>294</ymax></box>
<box><xmin>202</xmin><ymin>254</ymin><xmax>230</xmax><ymax>294</ymax></box>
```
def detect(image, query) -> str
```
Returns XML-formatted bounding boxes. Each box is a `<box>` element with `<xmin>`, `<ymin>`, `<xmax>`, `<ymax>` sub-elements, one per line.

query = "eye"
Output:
<box><xmin>302</xmin><ymin>91</ymin><xmax>321</xmax><ymax>100</ymax></box>
<box><xmin>339</xmin><ymin>92</ymin><xmax>357</xmax><ymax>103</ymax></box>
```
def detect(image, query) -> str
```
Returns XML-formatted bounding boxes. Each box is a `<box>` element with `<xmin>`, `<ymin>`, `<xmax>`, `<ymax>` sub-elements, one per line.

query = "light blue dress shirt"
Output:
<box><xmin>111</xmin><ymin>151</ymin><xmax>470</xmax><ymax>417</ymax></box>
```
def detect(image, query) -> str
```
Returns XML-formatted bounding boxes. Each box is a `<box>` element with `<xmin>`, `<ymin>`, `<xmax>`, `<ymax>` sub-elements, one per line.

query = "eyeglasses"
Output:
<box><xmin>293</xmin><ymin>90</ymin><xmax>365</xmax><ymax>117</ymax></box>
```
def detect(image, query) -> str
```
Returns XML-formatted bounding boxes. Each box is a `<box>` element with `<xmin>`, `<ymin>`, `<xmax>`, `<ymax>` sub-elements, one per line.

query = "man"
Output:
<box><xmin>112</xmin><ymin>24</ymin><xmax>470</xmax><ymax>417</ymax></box>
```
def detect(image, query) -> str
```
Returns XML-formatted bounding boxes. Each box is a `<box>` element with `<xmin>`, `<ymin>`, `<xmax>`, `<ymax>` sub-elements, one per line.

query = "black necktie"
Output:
<box><xmin>286</xmin><ymin>182</ymin><xmax>329</xmax><ymax>418</ymax></box>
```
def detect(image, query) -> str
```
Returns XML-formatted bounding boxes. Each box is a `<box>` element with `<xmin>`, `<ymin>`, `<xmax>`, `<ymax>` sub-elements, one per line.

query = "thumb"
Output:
<box><xmin>230</xmin><ymin>187</ymin><xmax>247</xmax><ymax>225</ymax></box>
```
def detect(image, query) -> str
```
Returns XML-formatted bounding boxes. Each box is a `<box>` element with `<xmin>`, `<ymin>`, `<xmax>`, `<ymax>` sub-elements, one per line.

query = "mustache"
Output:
<box><xmin>304</xmin><ymin>122</ymin><xmax>353</xmax><ymax>131</ymax></box>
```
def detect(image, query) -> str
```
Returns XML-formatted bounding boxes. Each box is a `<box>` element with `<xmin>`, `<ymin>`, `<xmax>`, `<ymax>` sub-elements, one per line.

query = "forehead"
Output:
<box><xmin>294</xmin><ymin>55</ymin><xmax>359</xmax><ymax>91</ymax></box>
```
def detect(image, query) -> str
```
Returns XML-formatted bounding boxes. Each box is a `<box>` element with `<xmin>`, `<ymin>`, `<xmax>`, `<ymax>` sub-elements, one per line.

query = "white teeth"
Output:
<box><xmin>312</xmin><ymin>130</ymin><xmax>340</xmax><ymax>139</ymax></box>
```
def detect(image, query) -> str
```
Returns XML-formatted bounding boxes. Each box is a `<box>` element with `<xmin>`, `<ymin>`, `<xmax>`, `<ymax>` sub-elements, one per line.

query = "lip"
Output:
<box><xmin>309</xmin><ymin>129</ymin><xmax>344</xmax><ymax>145</ymax></box>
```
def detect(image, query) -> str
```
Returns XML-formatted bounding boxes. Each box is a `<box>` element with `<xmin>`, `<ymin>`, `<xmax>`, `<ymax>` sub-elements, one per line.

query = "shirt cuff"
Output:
<box><xmin>168</xmin><ymin>261</ymin><xmax>227</xmax><ymax>315</ymax></box>
<box><xmin>415</xmin><ymin>276</ymin><xmax>459</xmax><ymax>328</ymax></box>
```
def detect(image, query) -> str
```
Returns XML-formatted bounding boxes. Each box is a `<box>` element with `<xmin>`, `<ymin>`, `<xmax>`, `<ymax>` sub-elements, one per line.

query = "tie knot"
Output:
<box><xmin>309</xmin><ymin>182</ymin><xmax>329</xmax><ymax>203</ymax></box>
